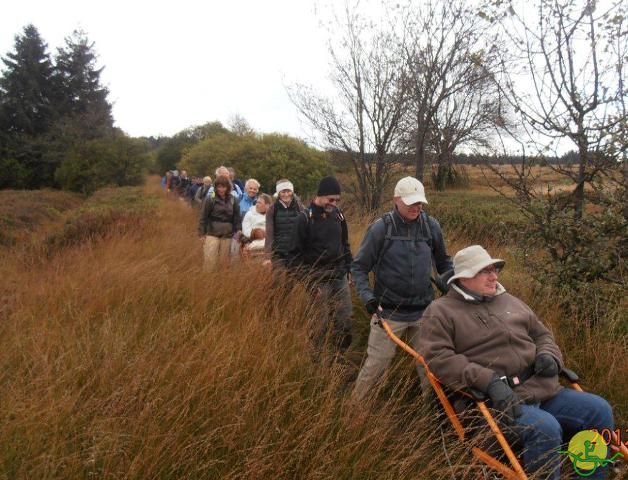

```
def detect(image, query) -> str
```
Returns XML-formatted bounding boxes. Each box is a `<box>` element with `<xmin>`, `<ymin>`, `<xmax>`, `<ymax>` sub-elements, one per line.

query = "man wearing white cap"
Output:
<box><xmin>419</xmin><ymin>245</ymin><xmax>614</xmax><ymax>480</ymax></box>
<box><xmin>352</xmin><ymin>176</ymin><xmax>453</xmax><ymax>400</ymax></box>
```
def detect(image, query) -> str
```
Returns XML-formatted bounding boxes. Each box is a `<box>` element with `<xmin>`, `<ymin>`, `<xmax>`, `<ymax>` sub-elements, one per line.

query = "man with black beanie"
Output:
<box><xmin>288</xmin><ymin>175</ymin><xmax>353</xmax><ymax>358</ymax></box>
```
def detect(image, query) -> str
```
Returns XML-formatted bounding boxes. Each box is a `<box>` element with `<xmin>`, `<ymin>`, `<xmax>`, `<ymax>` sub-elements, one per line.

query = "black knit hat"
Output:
<box><xmin>317</xmin><ymin>176</ymin><xmax>341</xmax><ymax>196</ymax></box>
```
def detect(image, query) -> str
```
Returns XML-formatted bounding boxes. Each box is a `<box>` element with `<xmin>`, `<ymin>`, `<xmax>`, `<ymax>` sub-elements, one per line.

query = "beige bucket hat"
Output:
<box><xmin>448</xmin><ymin>245</ymin><xmax>505</xmax><ymax>284</ymax></box>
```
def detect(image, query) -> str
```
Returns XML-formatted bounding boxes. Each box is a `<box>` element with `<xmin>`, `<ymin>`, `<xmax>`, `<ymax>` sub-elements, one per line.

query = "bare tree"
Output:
<box><xmin>483</xmin><ymin>0</ymin><xmax>627</xmax><ymax>313</ymax></box>
<box><xmin>288</xmin><ymin>2</ymin><xmax>409</xmax><ymax>212</ymax></box>
<box><xmin>491</xmin><ymin>0</ymin><xmax>627</xmax><ymax>218</ymax></box>
<box><xmin>228</xmin><ymin>114</ymin><xmax>256</xmax><ymax>137</ymax></box>
<box><xmin>429</xmin><ymin>48</ymin><xmax>506</xmax><ymax>189</ymax></box>
<box><xmin>400</xmin><ymin>0</ymin><xmax>500</xmax><ymax>181</ymax></box>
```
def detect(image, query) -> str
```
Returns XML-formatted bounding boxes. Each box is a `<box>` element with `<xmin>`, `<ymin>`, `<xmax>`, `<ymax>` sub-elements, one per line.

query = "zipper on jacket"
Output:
<box><xmin>475</xmin><ymin>313</ymin><xmax>489</xmax><ymax>328</ymax></box>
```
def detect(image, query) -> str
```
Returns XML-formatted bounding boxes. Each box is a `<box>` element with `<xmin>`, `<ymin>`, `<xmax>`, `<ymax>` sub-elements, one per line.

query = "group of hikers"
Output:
<box><xmin>162</xmin><ymin>167</ymin><xmax>617</xmax><ymax>479</ymax></box>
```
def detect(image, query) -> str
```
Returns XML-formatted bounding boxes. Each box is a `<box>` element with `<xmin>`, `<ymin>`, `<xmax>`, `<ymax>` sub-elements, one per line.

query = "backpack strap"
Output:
<box><xmin>205</xmin><ymin>191</ymin><xmax>216</xmax><ymax>212</ymax></box>
<box><xmin>375</xmin><ymin>211</ymin><xmax>434</xmax><ymax>273</ymax></box>
<box><xmin>375</xmin><ymin>212</ymin><xmax>395</xmax><ymax>273</ymax></box>
<box><xmin>419</xmin><ymin>211</ymin><xmax>433</xmax><ymax>250</ymax></box>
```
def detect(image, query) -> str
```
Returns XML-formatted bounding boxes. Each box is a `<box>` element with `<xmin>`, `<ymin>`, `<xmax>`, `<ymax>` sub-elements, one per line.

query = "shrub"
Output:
<box><xmin>43</xmin><ymin>187</ymin><xmax>157</xmax><ymax>254</ymax></box>
<box><xmin>179</xmin><ymin>132</ymin><xmax>330</xmax><ymax>196</ymax></box>
<box><xmin>55</xmin><ymin>135</ymin><xmax>150</xmax><ymax>194</ymax></box>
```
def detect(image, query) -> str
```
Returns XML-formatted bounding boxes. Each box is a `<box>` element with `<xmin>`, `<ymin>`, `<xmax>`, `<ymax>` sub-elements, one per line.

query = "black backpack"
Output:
<box><xmin>375</xmin><ymin>210</ymin><xmax>433</xmax><ymax>273</ymax></box>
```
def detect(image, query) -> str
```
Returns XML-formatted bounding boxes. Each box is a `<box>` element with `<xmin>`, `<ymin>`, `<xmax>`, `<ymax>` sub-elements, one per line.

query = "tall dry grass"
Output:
<box><xmin>0</xmin><ymin>185</ymin><xmax>481</xmax><ymax>479</ymax></box>
<box><xmin>0</xmin><ymin>181</ymin><xmax>625</xmax><ymax>479</ymax></box>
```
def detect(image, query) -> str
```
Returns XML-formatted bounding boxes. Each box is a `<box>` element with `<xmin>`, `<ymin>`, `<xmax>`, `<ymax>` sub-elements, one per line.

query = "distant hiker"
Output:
<box><xmin>209</xmin><ymin>166</ymin><xmax>242</xmax><ymax>199</ymax></box>
<box><xmin>168</xmin><ymin>170</ymin><xmax>179</xmax><ymax>193</ymax></box>
<box><xmin>215</xmin><ymin>166</ymin><xmax>231</xmax><ymax>181</ymax></box>
<box><xmin>287</xmin><ymin>176</ymin><xmax>353</xmax><ymax>356</ymax></box>
<box><xmin>239</xmin><ymin>178</ymin><xmax>260</xmax><ymax>219</ymax></box>
<box><xmin>419</xmin><ymin>245</ymin><xmax>614</xmax><ymax>480</ymax></box>
<box><xmin>228</xmin><ymin>167</ymin><xmax>245</xmax><ymax>197</ymax></box>
<box><xmin>194</xmin><ymin>176</ymin><xmax>212</xmax><ymax>207</ymax></box>
<box><xmin>264</xmin><ymin>179</ymin><xmax>304</xmax><ymax>269</ymax></box>
<box><xmin>176</xmin><ymin>170</ymin><xmax>190</xmax><ymax>197</ymax></box>
<box><xmin>185</xmin><ymin>177</ymin><xmax>201</xmax><ymax>203</ymax></box>
<box><xmin>241</xmin><ymin>193</ymin><xmax>272</xmax><ymax>254</ymax></box>
<box><xmin>351</xmin><ymin>176</ymin><xmax>453</xmax><ymax>401</ymax></box>
<box><xmin>198</xmin><ymin>175</ymin><xmax>241</xmax><ymax>268</ymax></box>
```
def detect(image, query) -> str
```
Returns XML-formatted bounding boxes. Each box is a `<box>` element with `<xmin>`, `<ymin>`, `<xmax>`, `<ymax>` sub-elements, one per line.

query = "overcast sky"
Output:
<box><xmin>1</xmin><ymin>0</ymin><xmax>333</xmax><ymax>139</ymax></box>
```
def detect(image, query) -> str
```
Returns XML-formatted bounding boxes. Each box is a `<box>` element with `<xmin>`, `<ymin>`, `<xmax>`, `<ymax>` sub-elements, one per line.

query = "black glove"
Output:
<box><xmin>534</xmin><ymin>353</ymin><xmax>559</xmax><ymax>377</ymax></box>
<box><xmin>487</xmin><ymin>374</ymin><xmax>522</xmax><ymax>424</ymax></box>
<box><xmin>365</xmin><ymin>299</ymin><xmax>379</xmax><ymax>315</ymax></box>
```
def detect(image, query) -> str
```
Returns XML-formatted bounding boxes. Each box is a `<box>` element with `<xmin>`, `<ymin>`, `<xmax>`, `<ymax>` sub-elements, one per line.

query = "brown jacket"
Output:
<box><xmin>418</xmin><ymin>285</ymin><xmax>563</xmax><ymax>403</ymax></box>
<box><xmin>198</xmin><ymin>194</ymin><xmax>242</xmax><ymax>237</ymax></box>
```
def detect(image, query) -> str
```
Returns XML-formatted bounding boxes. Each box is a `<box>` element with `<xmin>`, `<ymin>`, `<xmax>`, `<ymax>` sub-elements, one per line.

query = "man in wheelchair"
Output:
<box><xmin>418</xmin><ymin>245</ymin><xmax>615</xmax><ymax>479</ymax></box>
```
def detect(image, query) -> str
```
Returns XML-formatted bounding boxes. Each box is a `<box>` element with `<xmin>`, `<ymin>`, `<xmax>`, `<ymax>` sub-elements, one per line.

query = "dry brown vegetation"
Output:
<box><xmin>0</xmin><ymin>178</ymin><xmax>625</xmax><ymax>479</ymax></box>
<box><xmin>0</xmin><ymin>189</ymin><xmax>83</xmax><ymax>247</ymax></box>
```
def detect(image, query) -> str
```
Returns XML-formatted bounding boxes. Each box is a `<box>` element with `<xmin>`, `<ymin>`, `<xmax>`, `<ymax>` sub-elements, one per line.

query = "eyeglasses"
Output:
<box><xmin>326</xmin><ymin>197</ymin><xmax>341</xmax><ymax>203</ymax></box>
<box><xmin>478</xmin><ymin>265</ymin><xmax>501</xmax><ymax>275</ymax></box>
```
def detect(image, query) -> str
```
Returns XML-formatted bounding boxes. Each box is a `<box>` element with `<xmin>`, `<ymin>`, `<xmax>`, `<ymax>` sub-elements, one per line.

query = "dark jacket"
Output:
<box><xmin>418</xmin><ymin>286</ymin><xmax>564</xmax><ymax>403</ymax></box>
<box><xmin>352</xmin><ymin>207</ymin><xmax>452</xmax><ymax>320</ymax></box>
<box><xmin>288</xmin><ymin>203</ymin><xmax>352</xmax><ymax>281</ymax></box>
<box><xmin>264</xmin><ymin>198</ymin><xmax>304</xmax><ymax>259</ymax></box>
<box><xmin>176</xmin><ymin>176</ymin><xmax>190</xmax><ymax>195</ymax></box>
<box><xmin>198</xmin><ymin>193</ymin><xmax>241</xmax><ymax>237</ymax></box>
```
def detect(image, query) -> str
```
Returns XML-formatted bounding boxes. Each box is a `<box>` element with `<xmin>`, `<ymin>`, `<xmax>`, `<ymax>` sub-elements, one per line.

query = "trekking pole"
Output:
<box><xmin>377</xmin><ymin>316</ymin><xmax>528</xmax><ymax>480</ymax></box>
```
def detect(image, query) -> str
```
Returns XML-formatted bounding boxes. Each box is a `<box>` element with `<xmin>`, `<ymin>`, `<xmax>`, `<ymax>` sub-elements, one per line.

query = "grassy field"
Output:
<box><xmin>0</xmin><ymin>173</ymin><xmax>625</xmax><ymax>479</ymax></box>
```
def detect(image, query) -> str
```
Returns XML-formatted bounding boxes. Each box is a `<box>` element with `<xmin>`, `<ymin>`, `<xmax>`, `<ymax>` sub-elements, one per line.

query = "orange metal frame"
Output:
<box><xmin>379</xmin><ymin>318</ymin><xmax>628</xmax><ymax>479</ymax></box>
<box><xmin>379</xmin><ymin>318</ymin><xmax>528</xmax><ymax>479</ymax></box>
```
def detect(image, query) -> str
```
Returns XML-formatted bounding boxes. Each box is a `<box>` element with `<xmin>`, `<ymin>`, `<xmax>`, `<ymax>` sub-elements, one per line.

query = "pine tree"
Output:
<box><xmin>53</xmin><ymin>29</ymin><xmax>113</xmax><ymax>138</ymax></box>
<box><xmin>0</xmin><ymin>24</ymin><xmax>57</xmax><ymax>136</ymax></box>
<box><xmin>38</xmin><ymin>30</ymin><xmax>116</xmax><ymax>189</ymax></box>
<box><xmin>0</xmin><ymin>24</ymin><xmax>58</xmax><ymax>187</ymax></box>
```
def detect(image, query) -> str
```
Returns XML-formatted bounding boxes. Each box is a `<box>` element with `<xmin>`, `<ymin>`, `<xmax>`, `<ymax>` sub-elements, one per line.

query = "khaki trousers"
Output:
<box><xmin>203</xmin><ymin>235</ymin><xmax>232</xmax><ymax>269</ymax></box>
<box><xmin>352</xmin><ymin>315</ymin><xmax>428</xmax><ymax>401</ymax></box>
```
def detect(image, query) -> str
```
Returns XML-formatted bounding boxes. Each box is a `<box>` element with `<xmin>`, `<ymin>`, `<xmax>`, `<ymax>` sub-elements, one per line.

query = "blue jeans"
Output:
<box><xmin>514</xmin><ymin>388</ymin><xmax>614</xmax><ymax>479</ymax></box>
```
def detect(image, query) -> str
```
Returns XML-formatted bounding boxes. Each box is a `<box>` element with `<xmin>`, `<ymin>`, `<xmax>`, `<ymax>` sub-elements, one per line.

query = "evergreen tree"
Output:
<box><xmin>0</xmin><ymin>24</ymin><xmax>57</xmax><ymax>136</ymax></box>
<box><xmin>40</xmin><ymin>30</ymin><xmax>115</xmax><ymax>189</ymax></box>
<box><xmin>0</xmin><ymin>25</ymin><xmax>58</xmax><ymax>187</ymax></box>
<box><xmin>52</xmin><ymin>29</ymin><xmax>113</xmax><ymax>137</ymax></box>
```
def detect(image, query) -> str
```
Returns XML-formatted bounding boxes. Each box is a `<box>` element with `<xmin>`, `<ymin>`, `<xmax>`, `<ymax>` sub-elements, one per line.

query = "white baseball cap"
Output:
<box><xmin>394</xmin><ymin>176</ymin><xmax>428</xmax><ymax>205</ymax></box>
<box><xmin>448</xmin><ymin>245</ymin><xmax>505</xmax><ymax>284</ymax></box>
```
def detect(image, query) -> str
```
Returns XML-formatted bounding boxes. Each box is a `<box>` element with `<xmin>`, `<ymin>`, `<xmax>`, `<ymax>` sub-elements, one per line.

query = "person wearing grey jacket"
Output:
<box><xmin>193</xmin><ymin>176</ymin><xmax>212</xmax><ymax>207</ymax></box>
<box><xmin>419</xmin><ymin>245</ymin><xmax>614</xmax><ymax>480</ymax></box>
<box><xmin>351</xmin><ymin>176</ymin><xmax>452</xmax><ymax>400</ymax></box>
